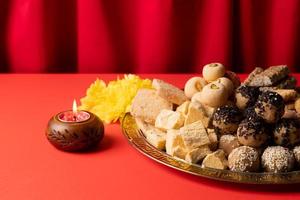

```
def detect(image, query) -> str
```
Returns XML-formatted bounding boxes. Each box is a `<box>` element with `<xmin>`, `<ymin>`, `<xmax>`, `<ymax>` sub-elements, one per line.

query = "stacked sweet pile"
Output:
<box><xmin>130</xmin><ymin>63</ymin><xmax>300</xmax><ymax>173</ymax></box>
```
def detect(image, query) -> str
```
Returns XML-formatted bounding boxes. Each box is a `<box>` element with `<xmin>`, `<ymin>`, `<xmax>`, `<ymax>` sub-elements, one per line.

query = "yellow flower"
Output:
<box><xmin>80</xmin><ymin>75</ymin><xmax>152</xmax><ymax>123</ymax></box>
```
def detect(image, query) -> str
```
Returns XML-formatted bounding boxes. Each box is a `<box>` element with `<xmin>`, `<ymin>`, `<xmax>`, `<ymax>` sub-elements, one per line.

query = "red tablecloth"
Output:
<box><xmin>0</xmin><ymin>74</ymin><xmax>299</xmax><ymax>200</ymax></box>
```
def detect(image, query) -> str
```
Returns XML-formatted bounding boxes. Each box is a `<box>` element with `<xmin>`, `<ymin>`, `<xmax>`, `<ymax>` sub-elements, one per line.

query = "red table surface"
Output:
<box><xmin>0</xmin><ymin>74</ymin><xmax>300</xmax><ymax>200</ymax></box>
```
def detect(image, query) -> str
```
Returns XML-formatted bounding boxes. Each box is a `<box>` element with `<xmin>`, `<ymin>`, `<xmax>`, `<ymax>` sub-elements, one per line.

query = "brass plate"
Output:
<box><xmin>121</xmin><ymin>113</ymin><xmax>300</xmax><ymax>184</ymax></box>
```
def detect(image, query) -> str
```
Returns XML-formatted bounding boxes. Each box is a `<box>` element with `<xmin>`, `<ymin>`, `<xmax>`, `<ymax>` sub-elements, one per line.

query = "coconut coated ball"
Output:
<box><xmin>293</xmin><ymin>146</ymin><xmax>300</xmax><ymax>166</ymax></box>
<box><xmin>262</xmin><ymin>146</ymin><xmax>295</xmax><ymax>173</ymax></box>
<box><xmin>219</xmin><ymin>134</ymin><xmax>240</xmax><ymax>156</ymax></box>
<box><xmin>228</xmin><ymin>146</ymin><xmax>260</xmax><ymax>172</ymax></box>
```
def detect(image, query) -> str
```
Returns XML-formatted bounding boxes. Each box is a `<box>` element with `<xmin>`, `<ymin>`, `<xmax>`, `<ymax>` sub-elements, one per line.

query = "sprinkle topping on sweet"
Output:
<box><xmin>262</xmin><ymin>146</ymin><xmax>295</xmax><ymax>172</ymax></box>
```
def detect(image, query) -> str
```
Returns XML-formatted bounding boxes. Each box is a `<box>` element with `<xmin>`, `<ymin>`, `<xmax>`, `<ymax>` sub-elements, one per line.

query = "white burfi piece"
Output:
<box><xmin>166</xmin><ymin>129</ymin><xmax>184</xmax><ymax>155</ymax></box>
<box><xmin>185</xmin><ymin>145</ymin><xmax>212</xmax><ymax>164</ymax></box>
<box><xmin>184</xmin><ymin>102</ymin><xmax>210</xmax><ymax>128</ymax></box>
<box><xmin>176</xmin><ymin>101</ymin><xmax>191</xmax><ymax>116</ymax></box>
<box><xmin>155</xmin><ymin>110</ymin><xmax>185</xmax><ymax>131</ymax></box>
<box><xmin>146</xmin><ymin>132</ymin><xmax>166</xmax><ymax>150</ymax></box>
<box><xmin>179</xmin><ymin>121</ymin><xmax>210</xmax><ymax>149</ymax></box>
<box><xmin>202</xmin><ymin>150</ymin><xmax>228</xmax><ymax>170</ymax></box>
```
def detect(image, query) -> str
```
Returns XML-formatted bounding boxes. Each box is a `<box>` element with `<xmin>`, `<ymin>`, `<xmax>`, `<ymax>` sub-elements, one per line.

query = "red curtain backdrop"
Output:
<box><xmin>0</xmin><ymin>0</ymin><xmax>300</xmax><ymax>73</ymax></box>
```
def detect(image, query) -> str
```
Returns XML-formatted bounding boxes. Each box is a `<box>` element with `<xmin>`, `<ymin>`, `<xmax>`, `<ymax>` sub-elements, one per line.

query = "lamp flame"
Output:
<box><xmin>73</xmin><ymin>99</ymin><xmax>78</xmax><ymax>113</ymax></box>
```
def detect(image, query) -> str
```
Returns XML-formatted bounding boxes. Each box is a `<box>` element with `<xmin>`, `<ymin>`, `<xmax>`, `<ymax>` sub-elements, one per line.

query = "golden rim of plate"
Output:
<box><xmin>121</xmin><ymin>113</ymin><xmax>300</xmax><ymax>184</ymax></box>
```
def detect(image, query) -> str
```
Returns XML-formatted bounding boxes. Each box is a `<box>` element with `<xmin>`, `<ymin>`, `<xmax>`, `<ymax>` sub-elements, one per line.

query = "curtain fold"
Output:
<box><xmin>0</xmin><ymin>0</ymin><xmax>300</xmax><ymax>73</ymax></box>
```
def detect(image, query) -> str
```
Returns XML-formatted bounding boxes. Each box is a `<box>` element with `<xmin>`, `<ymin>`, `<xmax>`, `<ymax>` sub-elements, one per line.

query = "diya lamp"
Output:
<box><xmin>46</xmin><ymin>100</ymin><xmax>104</xmax><ymax>151</ymax></box>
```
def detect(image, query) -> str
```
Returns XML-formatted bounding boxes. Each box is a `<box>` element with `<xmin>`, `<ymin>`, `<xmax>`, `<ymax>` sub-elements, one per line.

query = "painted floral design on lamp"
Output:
<box><xmin>46</xmin><ymin>100</ymin><xmax>104</xmax><ymax>151</ymax></box>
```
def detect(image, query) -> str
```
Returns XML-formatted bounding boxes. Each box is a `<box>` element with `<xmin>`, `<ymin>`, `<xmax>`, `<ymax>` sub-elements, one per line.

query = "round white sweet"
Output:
<box><xmin>202</xmin><ymin>63</ymin><xmax>225</xmax><ymax>82</ymax></box>
<box><xmin>184</xmin><ymin>77</ymin><xmax>207</xmax><ymax>99</ymax></box>
<box><xmin>214</xmin><ymin>77</ymin><xmax>234</xmax><ymax>95</ymax></box>
<box><xmin>197</xmin><ymin>82</ymin><xmax>228</xmax><ymax>107</ymax></box>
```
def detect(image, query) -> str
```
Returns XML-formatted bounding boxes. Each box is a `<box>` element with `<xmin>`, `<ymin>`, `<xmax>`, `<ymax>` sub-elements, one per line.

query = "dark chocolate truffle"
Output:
<box><xmin>254</xmin><ymin>91</ymin><xmax>284</xmax><ymax>123</ymax></box>
<box><xmin>212</xmin><ymin>105</ymin><xmax>242</xmax><ymax>135</ymax></box>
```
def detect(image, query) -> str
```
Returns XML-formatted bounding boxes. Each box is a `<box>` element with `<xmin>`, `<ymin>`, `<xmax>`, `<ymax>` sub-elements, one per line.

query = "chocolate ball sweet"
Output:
<box><xmin>228</xmin><ymin>146</ymin><xmax>260</xmax><ymax>172</ymax></box>
<box><xmin>274</xmin><ymin>119</ymin><xmax>300</xmax><ymax>147</ymax></box>
<box><xmin>46</xmin><ymin>111</ymin><xmax>104</xmax><ymax>151</ymax></box>
<box><xmin>235</xmin><ymin>85</ymin><xmax>259</xmax><ymax>110</ymax></box>
<box><xmin>212</xmin><ymin>105</ymin><xmax>242</xmax><ymax>135</ymax></box>
<box><xmin>262</xmin><ymin>146</ymin><xmax>295</xmax><ymax>173</ymax></box>
<box><xmin>237</xmin><ymin>118</ymin><xmax>269</xmax><ymax>148</ymax></box>
<box><xmin>254</xmin><ymin>91</ymin><xmax>285</xmax><ymax>123</ymax></box>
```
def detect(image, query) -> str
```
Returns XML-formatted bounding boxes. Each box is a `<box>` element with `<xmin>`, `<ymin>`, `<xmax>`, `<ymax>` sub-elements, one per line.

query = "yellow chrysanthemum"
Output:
<box><xmin>80</xmin><ymin>74</ymin><xmax>152</xmax><ymax>123</ymax></box>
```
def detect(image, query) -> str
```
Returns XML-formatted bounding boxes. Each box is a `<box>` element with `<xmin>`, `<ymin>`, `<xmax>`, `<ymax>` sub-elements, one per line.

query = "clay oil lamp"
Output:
<box><xmin>46</xmin><ymin>100</ymin><xmax>104</xmax><ymax>151</ymax></box>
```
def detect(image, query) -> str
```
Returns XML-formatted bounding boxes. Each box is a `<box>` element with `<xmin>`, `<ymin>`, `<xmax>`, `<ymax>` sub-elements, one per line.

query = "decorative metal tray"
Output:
<box><xmin>121</xmin><ymin>113</ymin><xmax>300</xmax><ymax>184</ymax></box>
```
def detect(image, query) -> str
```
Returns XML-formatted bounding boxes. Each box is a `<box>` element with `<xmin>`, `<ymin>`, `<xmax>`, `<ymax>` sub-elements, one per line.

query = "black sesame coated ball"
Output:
<box><xmin>237</xmin><ymin>118</ymin><xmax>269</xmax><ymax>147</ymax></box>
<box><xmin>235</xmin><ymin>85</ymin><xmax>259</xmax><ymax>110</ymax></box>
<box><xmin>243</xmin><ymin>106</ymin><xmax>262</xmax><ymax>121</ymax></box>
<box><xmin>212</xmin><ymin>105</ymin><xmax>242</xmax><ymax>135</ymax></box>
<box><xmin>254</xmin><ymin>91</ymin><xmax>284</xmax><ymax>123</ymax></box>
<box><xmin>274</xmin><ymin>119</ymin><xmax>300</xmax><ymax>148</ymax></box>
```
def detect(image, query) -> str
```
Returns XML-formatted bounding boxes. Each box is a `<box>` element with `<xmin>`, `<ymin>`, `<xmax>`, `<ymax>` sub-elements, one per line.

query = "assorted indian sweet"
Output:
<box><xmin>131</xmin><ymin>63</ymin><xmax>300</xmax><ymax>173</ymax></box>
